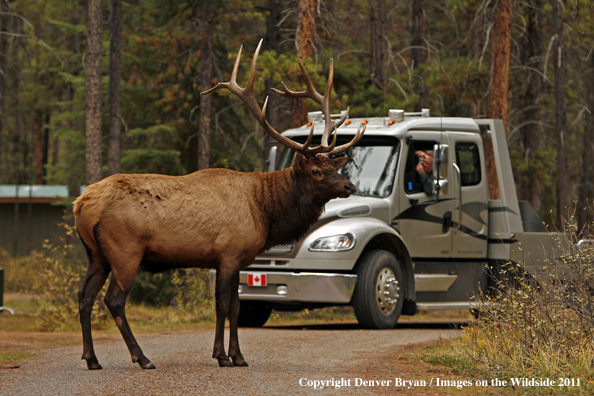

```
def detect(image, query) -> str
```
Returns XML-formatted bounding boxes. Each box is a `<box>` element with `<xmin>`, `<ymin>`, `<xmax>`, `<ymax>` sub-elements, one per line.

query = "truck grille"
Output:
<box><xmin>338</xmin><ymin>205</ymin><xmax>372</xmax><ymax>217</ymax></box>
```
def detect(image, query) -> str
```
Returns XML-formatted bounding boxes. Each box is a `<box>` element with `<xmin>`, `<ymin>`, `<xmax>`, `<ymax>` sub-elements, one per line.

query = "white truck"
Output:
<box><xmin>211</xmin><ymin>109</ymin><xmax>557</xmax><ymax>329</ymax></box>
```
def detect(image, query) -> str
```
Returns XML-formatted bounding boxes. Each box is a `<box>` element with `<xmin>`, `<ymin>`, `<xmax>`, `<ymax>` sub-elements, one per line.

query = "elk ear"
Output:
<box><xmin>331</xmin><ymin>156</ymin><xmax>349</xmax><ymax>170</ymax></box>
<box><xmin>292</xmin><ymin>153</ymin><xmax>308</xmax><ymax>173</ymax></box>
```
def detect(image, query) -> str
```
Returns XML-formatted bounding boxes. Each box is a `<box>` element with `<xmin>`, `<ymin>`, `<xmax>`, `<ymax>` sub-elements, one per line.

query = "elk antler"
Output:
<box><xmin>201</xmin><ymin>39</ymin><xmax>365</xmax><ymax>158</ymax></box>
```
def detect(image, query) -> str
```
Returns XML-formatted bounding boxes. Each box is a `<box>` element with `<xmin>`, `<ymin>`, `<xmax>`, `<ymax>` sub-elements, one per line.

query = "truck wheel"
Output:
<box><xmin>352</xmin><ymin>250</ymin><xmax>404</xmax><ymax>329</ymax></box>
<box><xmin>238</xmin><ymin>301</ymin><xmax>272</xmax><ymax>327</ymax></box>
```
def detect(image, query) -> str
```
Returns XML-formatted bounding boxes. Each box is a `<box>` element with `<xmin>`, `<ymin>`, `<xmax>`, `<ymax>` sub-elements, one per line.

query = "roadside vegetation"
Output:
<box><xmin>421</xmin><ymin>215</ymin><xmax>594</xmax><ymax>394</ymax></box>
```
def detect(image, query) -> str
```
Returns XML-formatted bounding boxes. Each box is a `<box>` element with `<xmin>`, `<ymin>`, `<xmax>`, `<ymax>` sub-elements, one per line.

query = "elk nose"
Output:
<box><xmin>344</xmin><ymin>182</ymin><xmax>355</xmax><ymax>193</ymax></box>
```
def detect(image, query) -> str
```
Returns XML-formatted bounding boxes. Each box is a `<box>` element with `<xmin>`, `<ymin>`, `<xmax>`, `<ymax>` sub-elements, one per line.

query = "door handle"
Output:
<box><xmin>442</xmin><ymin>211</ymin><xmax>452</xmax><ymax>233</ymax></box>
<box><xmin>452</xmin><ymin>163</ymin><xmax>462</xmax><ymax>232</ymax></box>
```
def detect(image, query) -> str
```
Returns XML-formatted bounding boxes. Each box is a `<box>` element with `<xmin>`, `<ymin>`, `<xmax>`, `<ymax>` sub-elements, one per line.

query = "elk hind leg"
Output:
<box><xmin>104</xmin><ymin>265</ymin><xmax>155</xmax><ymax>369</ymax></box>
<box><xmin>78</xmin><ymin>253</ymin><xmax>110</xmax><ymax>370</ymax></box>
<box><xmin>213</xmin><ymin>267</ymin><xmax>235</xmax><ymax>367</ymax></box>
<box><xmin>228</xmin><ymin>271</ymin><xmax>248</xmax><ymax>367</ymax></box>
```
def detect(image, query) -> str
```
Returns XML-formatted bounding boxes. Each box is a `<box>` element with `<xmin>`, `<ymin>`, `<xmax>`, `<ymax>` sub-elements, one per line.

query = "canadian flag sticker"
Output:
<box><xmin>247</xmin><ymin>273</ymin><xmax>267</xmax><ymax>287</ymax></box>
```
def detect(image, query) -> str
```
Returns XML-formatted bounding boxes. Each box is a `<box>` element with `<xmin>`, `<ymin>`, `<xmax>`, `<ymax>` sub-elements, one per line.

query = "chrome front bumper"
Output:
<box><xmin>209</xmin><ymin>270</ymin><xmax>357</xmax><ymax>304</ymax></box>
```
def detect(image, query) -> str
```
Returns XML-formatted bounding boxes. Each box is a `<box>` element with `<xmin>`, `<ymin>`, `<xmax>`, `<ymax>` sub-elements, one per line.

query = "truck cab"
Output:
<box><xmin>211</xmin><ymin>110</ymin><xmax>556</xmax><ymax>329</ymax></box>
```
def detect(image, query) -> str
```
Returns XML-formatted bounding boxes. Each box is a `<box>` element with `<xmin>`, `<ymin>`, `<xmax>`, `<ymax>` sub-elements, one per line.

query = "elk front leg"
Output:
<box><xmin>104</xmin><ymin>269</ymin><xmax>155</xmax><ymax>369</ymax></box>
<box><xmin>213</xmin><ymin>268</ymin><xmax>235</xmax><ymax>367</ymax></box>
<box><xmin>227</xmin><ymin>271</ymin><xmax>248</xmax><ymax>366</ymax></box>
<box><xmin>78</xmin><ymin>255</ymin><xmax>110</xmax><ymax>370</ymax></box>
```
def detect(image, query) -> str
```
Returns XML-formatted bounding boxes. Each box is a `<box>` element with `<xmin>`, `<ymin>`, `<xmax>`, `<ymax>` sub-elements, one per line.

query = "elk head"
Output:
<box><xmin>201</xmin><ymin>39</ymin><xmax>365</xmax><ymax>202</ymax></box>
<box><xmin>292</xmin><ymin>154</ymin><xmax>352</xmax><ymax>201</ymax></box>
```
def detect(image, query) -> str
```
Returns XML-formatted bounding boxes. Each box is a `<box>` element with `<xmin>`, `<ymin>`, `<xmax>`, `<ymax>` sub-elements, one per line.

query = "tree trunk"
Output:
<box><xmin>486</xmin><ymin>0</ymin><xmax>513</xmax><ymax>200</ymax></box>
<box><xmin>551</xmin><ymin>0</ymin><xmax>570</xmax><ymax>226</ymax></box>
<box><xmin>197</xmin><ymin>6</ymin><xmax>213</xmax><ymax>171</ymax></box>
<box><xmin>264</xmin><ymin>0</ymin><xmax>283</xmax><ymax>170</ymax></box>
<box><xmin>34</xmin><ymin>112</ymin><xmax>44</xmax><ymax>184</ymax></box>
<box><xmin>518</xmin><ymin>0</ymin><xmax>542</xmax><ymax>211</ymax></box>
<box><xmin>369</xmin><ymin>0</ymin><xmax>388</xmax><ymax>92</ymax></box>
<box><xmin>470</xmin><ymin>5</ymin><xmax>485</xmax><ymax>117</ymax></box>
<box><xmin>410</xmin><ymin>0</ymin><xmax>426</xmax><ymax>111</ymax></box>
<box><xmin>108</xmin><ymin>0</ymin><xmax>122</xmax><ymax>176</ymax></box>
<box><xmin>0</xmin><ymin>0</ymin><xmax>9</xmax><ymax>151</ymax></box>
<box><xmin>292</xmin><ymin>0</ymin><xmax>317</xmax><ymax>128</ymax></box>
<box><xmin>577</xmin><ymin>40</ymin><xmax>594</xmax><ymax>231</ymax></box>
<box><xmin>85</xmin><ymin>0</ymin><xmax>104</xmax><ymax>185</ymax></box>
<box><xmin>265</xmin><ymin>0</ymin><xmax>283</xmax><ymax>132</ymax></box>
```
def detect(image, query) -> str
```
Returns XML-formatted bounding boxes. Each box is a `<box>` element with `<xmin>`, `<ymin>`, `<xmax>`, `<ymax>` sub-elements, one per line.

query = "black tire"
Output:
<box><xmin>237</xmin><ymin>301</ymin><xmax>272</xmax><ymax>327</ymax></box>
<box><xmin>352</xmin><ymin>250</ymin><xmax>404</xmax><ymax>329</ymax></box>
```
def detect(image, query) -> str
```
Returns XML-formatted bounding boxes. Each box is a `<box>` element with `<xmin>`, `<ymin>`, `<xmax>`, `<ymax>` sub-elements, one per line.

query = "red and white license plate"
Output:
<box><xmin>247</xmin><ymin>273</ymin><xmax>267</xmax><ymax>287</ymax></box>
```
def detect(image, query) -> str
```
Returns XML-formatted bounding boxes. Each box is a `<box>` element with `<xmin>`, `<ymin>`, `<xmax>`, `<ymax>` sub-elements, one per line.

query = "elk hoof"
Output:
<box><xmin>219</xmin><ymin>360</ymin><xmax>234</xmax><ymax>368</ymax></box>
<box><xmin>141</xmin><ymin>362</ymin><xmax>156</xmax><ymax>370</ymax></box>
<box><xmin>214</xmin><ymin>354</ymin><xmax>234</xmax><ymax>367</ymax></box>
<box><xmin>83</xmin><ymin>356</ymin><xmax>102</xmax><ymax>370</ymax></box>
<box><xmin>230</xmin><ymin>353</ymin><xmax>248</xmax><ymax>367</ymax></box>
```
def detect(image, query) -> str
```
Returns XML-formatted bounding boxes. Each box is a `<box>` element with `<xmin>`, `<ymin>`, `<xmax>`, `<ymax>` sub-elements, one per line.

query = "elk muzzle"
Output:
<box><xmin>339</xmin><ymin>180</ymin><xmax>356</xmax><ymax>198</ymax></box>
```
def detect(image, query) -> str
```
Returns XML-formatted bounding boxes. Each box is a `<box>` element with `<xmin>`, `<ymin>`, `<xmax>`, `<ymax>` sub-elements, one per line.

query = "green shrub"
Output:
<box><xmin>168</xmin><ymin>268</ymin><xmax>215</xmax><ymax>323</ymax></box>
<box><xmin>0</xmin><ymin>249</ymin><xmax>48</xmax><ymax>293</ymax></box>
<box><xmin>129</xmin><ymin>271</ymin><xmax>177</xmax><ymax>306</ymax></box>
<box><xmin>33</xmin><ymin>258</ymin><xmax>111</xmax><ymax>331</ymax></box>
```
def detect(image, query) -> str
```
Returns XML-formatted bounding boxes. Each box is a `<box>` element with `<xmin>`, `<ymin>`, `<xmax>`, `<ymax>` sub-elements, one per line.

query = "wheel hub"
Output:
<box><xmin>375</xmin><ymin>267</ymin><xmax>400</xmax><ymax>316</ymax></box>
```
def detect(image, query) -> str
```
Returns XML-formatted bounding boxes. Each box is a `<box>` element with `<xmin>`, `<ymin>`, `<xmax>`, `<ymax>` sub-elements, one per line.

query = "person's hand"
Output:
<box><xmin>416</xmin><ymin>162</ymin><xmax>424</xmax><ymax>174</ymax></box>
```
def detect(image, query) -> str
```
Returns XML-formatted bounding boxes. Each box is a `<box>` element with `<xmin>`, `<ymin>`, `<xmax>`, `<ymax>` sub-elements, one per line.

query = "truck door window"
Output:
<box><xmin>455</xmin><ymin>142</ymin><xmax>481</xmax><ymax>186</ymax></box>
<box><xmin>404</xmin><ymin>141</ymin><xmax>436</xmax><ymax>194</ymax></box>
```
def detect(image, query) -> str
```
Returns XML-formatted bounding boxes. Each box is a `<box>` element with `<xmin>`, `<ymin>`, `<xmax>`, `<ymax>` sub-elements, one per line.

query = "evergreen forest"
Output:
<box><xmin>1</xmin><ymin>0</ymin><xmax>593</xmax><ymax>230</ymax></box>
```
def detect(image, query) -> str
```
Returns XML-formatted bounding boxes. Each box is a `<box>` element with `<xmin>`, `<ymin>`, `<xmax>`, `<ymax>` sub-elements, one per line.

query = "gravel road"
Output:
<box><xmin>0</xmin><ymin>322</ymin><xmax>461</xmax><ymax>395</ymax></box>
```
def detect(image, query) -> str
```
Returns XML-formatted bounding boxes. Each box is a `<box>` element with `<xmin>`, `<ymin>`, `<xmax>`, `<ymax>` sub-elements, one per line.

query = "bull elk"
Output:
<box><xmin>74</xmin><ymin>39</ymin><xmax>365</xmax><ymax>370</ymax></box>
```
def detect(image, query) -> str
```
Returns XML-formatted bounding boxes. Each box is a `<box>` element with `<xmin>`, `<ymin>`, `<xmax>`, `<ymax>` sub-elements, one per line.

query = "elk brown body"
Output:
<box><xmin>74</xmin><ymin>40</ymin><xmax>364</xmax><ymax>370</ymax></box>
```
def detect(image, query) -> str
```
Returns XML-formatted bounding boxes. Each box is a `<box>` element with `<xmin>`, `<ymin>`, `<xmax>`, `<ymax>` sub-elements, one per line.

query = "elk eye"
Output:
<box><xmin>312</xmin><ymin>169</ymin><xmax>322</xmax><ymax>177</ymax></box>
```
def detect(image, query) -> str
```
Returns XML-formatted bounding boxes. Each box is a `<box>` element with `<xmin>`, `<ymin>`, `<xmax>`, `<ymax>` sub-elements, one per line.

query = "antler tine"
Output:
<box><xmin>270</xmin><ymin>59</ymin><xmax>323</xmax><ymax>103</ymax></box>
<box><xmin>272</xmin><ymin>58</ymin><xmax>338</xmax><ymax>150</ymax></box>
<box><xmin>302</xmin><ymin>123</ymin><xmax>315</xmax><ymax>151</ymax></box>
<box><xmin>200</xmin><ymin>44</ymin><xmax>244</xmax><ymax>97</ymax></box>
<box><xmin>261</xmin><ymin>96</ymin><xmax>311</xmax><ymax>153</ymax></box>
<box><xmin>319</xmin><ymin>59</ymin><xmax>335</xmax><ymax>147</ymax></box>
<box><xmin>327</xmin><ymin>122</ymin><xmax>367</xmax><ymax>156</ymax></box>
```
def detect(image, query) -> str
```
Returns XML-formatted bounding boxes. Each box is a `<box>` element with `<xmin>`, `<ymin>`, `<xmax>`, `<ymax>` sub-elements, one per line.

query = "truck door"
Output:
<box><xmin>395</xmin><ymin>134</ymin><xmax>455</xmax><ymax>258</ymax></box>
<box><xmin>449</xmin><ymin>134</ymin><xmax>489</xmax><ymax>258</ymax></box>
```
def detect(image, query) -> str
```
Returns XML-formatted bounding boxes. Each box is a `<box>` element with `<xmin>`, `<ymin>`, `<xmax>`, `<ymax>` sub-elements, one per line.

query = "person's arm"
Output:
<box><xmin>419</xmin><ymin>172</ymin><xmax>435</xmax><ymax>195</ymax></box>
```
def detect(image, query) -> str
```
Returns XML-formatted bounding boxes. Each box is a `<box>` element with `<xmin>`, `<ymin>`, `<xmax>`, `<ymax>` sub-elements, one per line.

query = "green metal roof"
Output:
<box><xmin>0</xmin><ymin>185</ymin><xmax>69</xmax><ymax>198</ymax></box>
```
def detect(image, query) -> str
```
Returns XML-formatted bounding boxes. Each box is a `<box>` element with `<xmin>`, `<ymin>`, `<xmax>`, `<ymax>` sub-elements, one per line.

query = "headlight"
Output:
<box><xmin>308</xmin><ymin>233</ymin><xmax>356</xmax><ymax>252</ymax></box>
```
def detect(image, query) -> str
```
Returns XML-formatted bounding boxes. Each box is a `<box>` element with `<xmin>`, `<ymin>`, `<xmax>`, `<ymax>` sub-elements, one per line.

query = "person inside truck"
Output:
<box><xmin>415</xmin><ymin>150</ymin><xmax>435</xmax><ymax>195</ymax></box>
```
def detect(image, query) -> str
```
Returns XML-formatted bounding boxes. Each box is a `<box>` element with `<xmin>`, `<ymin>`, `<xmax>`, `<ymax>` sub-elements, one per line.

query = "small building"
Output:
<box><xmin>0</xmin><ymin>185</ymin><xmax>70</xmax><ymax>256</ymax></box>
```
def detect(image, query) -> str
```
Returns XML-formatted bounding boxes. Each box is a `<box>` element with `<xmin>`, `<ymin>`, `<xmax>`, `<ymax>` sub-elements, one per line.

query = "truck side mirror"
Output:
<box><xmin>433</xmin><ymin>144</ymin><xmax>448</xmax><ymax>178</ymax></box>
<box><xmin>432</xmin><ymin>144</ymin><xmax>449</xmax><ymax>195</ymax></box>
<box><xmin>266</xmin><ymin>145</ymin><xmax>278</xmax><ymax>173</ymax></box>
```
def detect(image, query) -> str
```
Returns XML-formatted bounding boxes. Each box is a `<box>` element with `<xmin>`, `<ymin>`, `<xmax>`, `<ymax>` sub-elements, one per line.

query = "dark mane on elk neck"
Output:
<box><xmin>258</xmin><ymin>168</ymin><xmax>326</xmax><ymax>251</ymax></box>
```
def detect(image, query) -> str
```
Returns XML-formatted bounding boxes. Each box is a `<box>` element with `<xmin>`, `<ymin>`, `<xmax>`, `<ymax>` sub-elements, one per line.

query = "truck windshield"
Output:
<box><xmin>276</xmin><ymin>137</ymin><xmax>400</xmax><ymax>197</ymax></box>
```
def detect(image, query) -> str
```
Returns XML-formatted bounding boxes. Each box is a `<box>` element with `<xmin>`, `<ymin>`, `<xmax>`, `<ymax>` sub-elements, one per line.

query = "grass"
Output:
<box><xmin>0</xmin><ymin>352</ymin><xmax>32</xmax><ymax>364</ymax></box>
<box><xmin>265</xmin><ymin>306</ymin><xmax>357</xmax><ymax>327</ymax></box>
<box><xmin>418</xmin><ymin>339</ymin><xmax>594</xmax><ymax>395</ymax></box>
